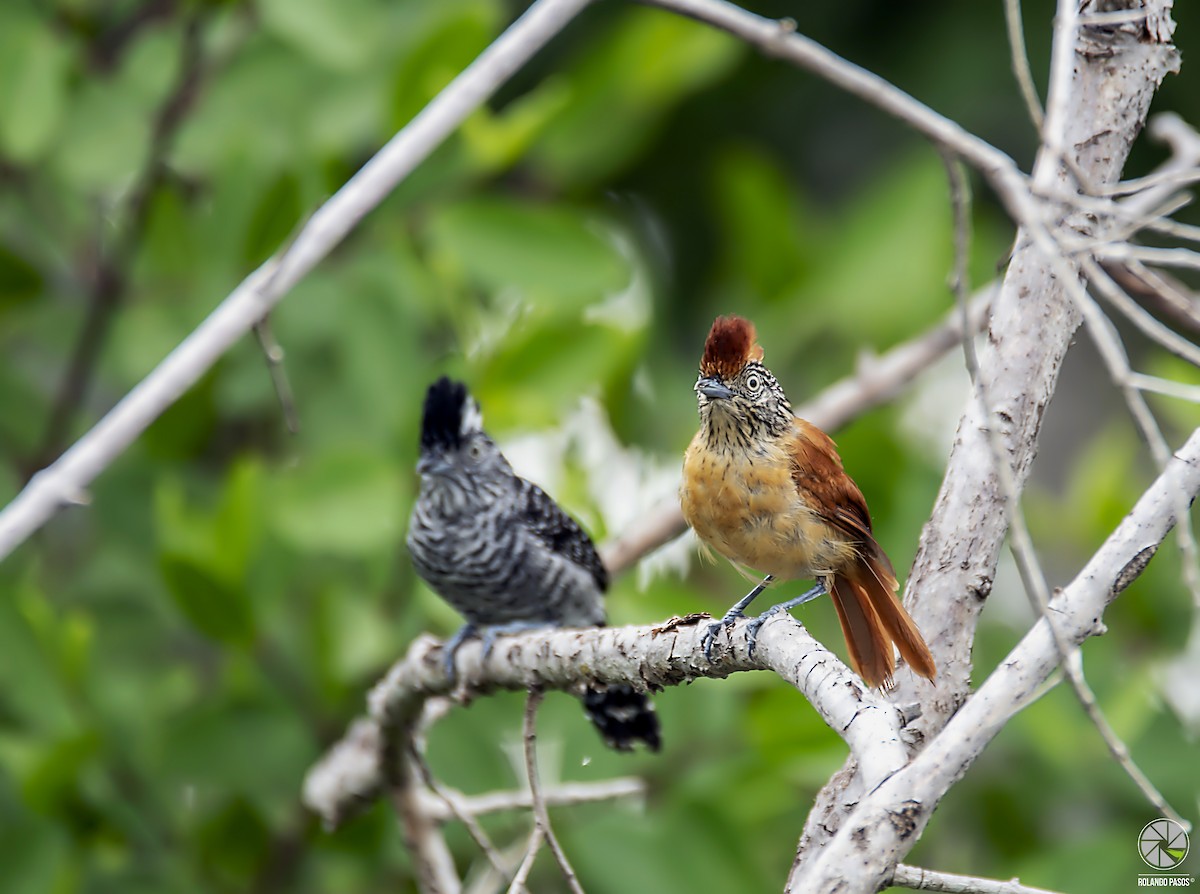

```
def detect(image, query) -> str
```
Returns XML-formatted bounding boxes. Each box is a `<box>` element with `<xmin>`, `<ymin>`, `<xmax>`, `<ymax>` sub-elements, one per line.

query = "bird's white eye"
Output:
<box><xmin>468</xmin><ymin>442</ymin><xmax>484</xmax><ymax>461</ymax></box>
<box><xmin>745</xmin><ymin>373</ymin><xmax>762</xmax><ymax>393</ymax></box>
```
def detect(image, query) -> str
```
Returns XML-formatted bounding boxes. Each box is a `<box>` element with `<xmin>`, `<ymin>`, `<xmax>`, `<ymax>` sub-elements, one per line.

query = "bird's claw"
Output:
<box><xmin>744</xmin><ymin>607</ymin><xmax>783</xmax><ymax>658</ymax></box>
<box><xmin>701</xmin><ymin>613</ymin><xmax>742</xmax><ymax>662</ymax></box>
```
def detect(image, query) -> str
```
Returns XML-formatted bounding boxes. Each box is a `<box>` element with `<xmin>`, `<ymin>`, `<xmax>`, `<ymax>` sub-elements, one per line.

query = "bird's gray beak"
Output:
<box><xmin>417</xmin><ymin>454</ymin><xmax>454</xmax><ymax>477</ymax></box>
<box><xmin>697</xmin><ymin>377</ymin><xmax>735</xmax><ymax>401</ymax></box>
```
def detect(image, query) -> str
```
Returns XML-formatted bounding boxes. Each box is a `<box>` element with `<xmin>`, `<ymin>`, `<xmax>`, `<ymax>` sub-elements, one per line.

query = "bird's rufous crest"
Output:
<box><xmin>699</xmin><ymin>315</ymin><xmax>764</xmax><ymax>380</ymax></box>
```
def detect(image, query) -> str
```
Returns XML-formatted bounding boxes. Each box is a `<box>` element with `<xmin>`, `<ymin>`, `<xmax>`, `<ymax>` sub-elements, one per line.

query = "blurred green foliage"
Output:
<box><xmin>1</xmin><ymin>0</ymin><xmax>1198</xmax><ymax>892</ymax></box>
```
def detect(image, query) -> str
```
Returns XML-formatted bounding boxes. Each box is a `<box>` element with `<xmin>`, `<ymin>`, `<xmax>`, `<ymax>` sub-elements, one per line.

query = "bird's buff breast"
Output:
<box><xmin>680</xmin><ymin>435</ymin><xmax>855</xmax><ymax>580</ymax></box>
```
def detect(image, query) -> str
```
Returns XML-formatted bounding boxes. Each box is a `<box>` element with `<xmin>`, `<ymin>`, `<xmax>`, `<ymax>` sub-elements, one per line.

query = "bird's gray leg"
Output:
<box><xmin>744</xmin><ymin>580</ymin><xmax>827</xmax><ymax>657</ymax></box>
<box><xmin>479</xmin><ymin>620</ymin><xmax>553</xmax><ymax>662</ymax></box>
<box><xmin>702</xmin><ymin>574</ymin><xmax>774</xmax><ymax>661</ymax></box>
<box><xmin>442</xmin><ymin>623</ymin><xmax>477</xmax><ymax>684</ymax></box>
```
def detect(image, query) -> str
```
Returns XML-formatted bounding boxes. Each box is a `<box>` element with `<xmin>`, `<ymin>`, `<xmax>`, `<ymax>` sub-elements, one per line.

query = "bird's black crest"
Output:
<box><xmin>420</xmin><ymin>377</ymin><xmax>480</xmax><ymax>452</ymax></box>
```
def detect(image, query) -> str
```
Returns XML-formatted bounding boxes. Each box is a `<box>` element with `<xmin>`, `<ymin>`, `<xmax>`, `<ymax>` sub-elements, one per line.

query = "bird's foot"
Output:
<box><xmin>479</xmin><ymin>621</ymin><xmax>550</xmax><ymax>662</ymax></box>
<box><xmin>442</xmin><ymin>624</ymin><xmax>478</xmax><ymax>685</ymax></box>
<box><xmin>744</xmin><ymin>581</ymin><xmax>828</xmax><ymax>657</ymax></box>
<box><xmin>701</xmin><ymin>574</ymin><xmax>776</xmax><ymax>661</ymax></box>
<box><xmin>701</xmin><ymin>611</ymin><xmax>744</xmax><ymax>662</ymax></box>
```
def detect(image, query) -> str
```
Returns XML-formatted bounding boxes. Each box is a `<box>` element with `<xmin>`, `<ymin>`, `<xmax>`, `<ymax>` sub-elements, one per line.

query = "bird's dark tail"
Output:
<box><xmin>581</xmin><ymin>685</ymin><xmax>661</xmax><ymax>752</ymax></box>
<box><xmin>829</xmin><ymin>552</ymin><xmax>936</xmax><ymax>689</ymax></box>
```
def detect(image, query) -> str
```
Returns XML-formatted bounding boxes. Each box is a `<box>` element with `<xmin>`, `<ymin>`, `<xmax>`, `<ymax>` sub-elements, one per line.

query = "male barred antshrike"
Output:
<box><xmin>407</xmin><ymin>377</ymin><xmax>660</xmax><ymax>751</ymax></box>
<box><xmin>680</xmin><ymin>315</ymin><xmax>936</xmax><ymax>688</ymax></box>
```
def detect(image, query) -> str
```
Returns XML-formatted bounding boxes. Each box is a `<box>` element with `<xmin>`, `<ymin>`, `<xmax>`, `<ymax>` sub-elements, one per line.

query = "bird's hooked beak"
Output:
<box><xmin>417</xmin><ymin>453</ymin><xmax>455</xmax><ymax>477</ymax></box>
<box><xmin>697</xmin><ymin>377</ymin><xmax>735</xmax><ymax>401</ymax></box>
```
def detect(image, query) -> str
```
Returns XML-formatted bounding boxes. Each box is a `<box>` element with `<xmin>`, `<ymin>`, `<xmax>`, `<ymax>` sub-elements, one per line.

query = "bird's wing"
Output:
<box><xmin>788</xmin><ymin>418</ymin><xmax>893</xmax><ymax>574</ymax></box>
<box><xmin>515</xmin><ymin>478</ymin><xmax>609</xmax><ymax>592</ymax></box>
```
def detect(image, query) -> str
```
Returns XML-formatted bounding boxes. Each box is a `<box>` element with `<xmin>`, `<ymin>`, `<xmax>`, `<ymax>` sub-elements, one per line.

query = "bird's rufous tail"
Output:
<box><xmin>829</xmin><ymin>554</ymin><xmax>936</xmax><ymax>688</ymax></box>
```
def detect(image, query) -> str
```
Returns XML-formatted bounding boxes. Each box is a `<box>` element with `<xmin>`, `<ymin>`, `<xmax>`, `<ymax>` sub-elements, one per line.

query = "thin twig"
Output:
<box><xmin>1004</xmin><ymin>0</ymin><xmax>1044</xmax><ymax>130</ymax></box>
<box><xmin>1096</xmin><ymin>166</ymin><xmax>1200</xmax><ymax>198</ymax></box>
<box><xmin>426</xmin><ymin>778</ymin><xmax>645</xmax><ymax>821</ymax></box>
<box><xmin>1101</xmin><ymin>260</ymin><xmax>1200</xmax><ymax>337</ymax></box>
<box><xmin>409</xmin><ymin>704</ymin><xmax>508</xmax><ymax>877</ymax></box>
<box><xmin>521</xmin><ymin>690</ymin><xmax>585</xmax><ymax>894</ymax></box>
<box><xmin>893</xmin><ymin>863</ymin><xmax>1063</xmax><ymax>894</ymax></box>
<box><xmin>29</xmin><ymin>12</ymin><xmax>209</xmax><ymax>478</ymax></box>
<box><xmin>505</xmin><ymin>828</ymin><xmax>543</xmax><ymax>894</ymax></box>
<box><xmin>1078</xmin><ymin>257</ymin><xmax>1200</xmax><ymax>611</ymax></box>
<box><xmin>1086</xmin><ymin>255</ymin><xmax>1200</xmax><ymax>368</ymax></box>
<box><xmin>388</xmin><ymin>739</ymin><xmax>463</xmax><ymax>894</ymax></box>
<box><xmin>1127</xmin><ymin>372</ymin><xmax>1200</xmax><ymax>404</ymax></box>
<box><xmin>253</xmin><ymin>317</ymin><xmax>300</xmax><ymax>434</ymax></box>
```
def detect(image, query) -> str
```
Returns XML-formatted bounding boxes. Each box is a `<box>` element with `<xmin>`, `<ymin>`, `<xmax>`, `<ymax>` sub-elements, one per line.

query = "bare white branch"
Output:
<box><xmin>304</xmin><ymin>613</ymin><xmax>914</xmax><ymax>828</ymax></box>
<box><xmin>893</xmin><ymin>864</ymin><xmax>1063</xmax><ymax>894</ymax></box>
<box><xmin>0</xmin><ymin>0</ymin><xmax>594</xmax><ymax>561</ymax></box>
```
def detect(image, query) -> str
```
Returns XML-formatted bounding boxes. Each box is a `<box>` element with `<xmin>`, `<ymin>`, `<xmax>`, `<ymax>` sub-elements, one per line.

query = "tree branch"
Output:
<box><xmin>304</xmin><ymin>611</ymin><xmax>913</xmax><ymax>828</ymax></box>
<box><xmin>892</xmin><ymin>864</ymin><xmax>1063</xmax><ymax>894</ymax></box>
<box><xmin>0</xmin><ymin>0</ymin><xmax>593</xmax><ymax>560</ymax></box>
<box><xmin>522</xmin><ymin>690</ymin><xmax>585</xmax><ymax>894</ymax></box>
<box><xmin>790</xmin><ymin>426</ymin><xmax>1200</xmax><ymax>891</ymax></box>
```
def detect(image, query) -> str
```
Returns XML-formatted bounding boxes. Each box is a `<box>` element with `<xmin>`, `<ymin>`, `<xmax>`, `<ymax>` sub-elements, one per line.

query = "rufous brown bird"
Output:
<box><xmin>679</xmin><ymin>314</ymin><xmax>936</xmax><ymax>688</ymax></box>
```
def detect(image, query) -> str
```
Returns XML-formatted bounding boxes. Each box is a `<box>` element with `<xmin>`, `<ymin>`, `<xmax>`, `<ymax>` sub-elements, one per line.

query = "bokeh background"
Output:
<box><xmin>1</xmin><ymin>0</ymin><xmax>1198</xmax><ymax>891</ymax></box>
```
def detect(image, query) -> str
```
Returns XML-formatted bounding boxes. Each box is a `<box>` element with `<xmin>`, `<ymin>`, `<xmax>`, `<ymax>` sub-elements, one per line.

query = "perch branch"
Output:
<box><xmin>304</xmin><ymin>612</ymin><xmax>913</xmax><ymax>828</ymax></box>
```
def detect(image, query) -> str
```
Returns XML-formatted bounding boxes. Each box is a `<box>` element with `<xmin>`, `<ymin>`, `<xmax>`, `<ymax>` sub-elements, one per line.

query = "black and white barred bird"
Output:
<box><xmin>406</xmin><ymin>377</ymin><xmax>660</xmax><ymax>752</ymax></box>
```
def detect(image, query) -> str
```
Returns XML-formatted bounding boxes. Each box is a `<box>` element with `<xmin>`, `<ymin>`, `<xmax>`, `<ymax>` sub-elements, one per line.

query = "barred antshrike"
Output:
<box><xmin>680</xmin><ymin>315</ymin><xmax>936</xmax><ymax>688</ymax></box>
<box><xmin>407</xmin><ymin>377</ymin><xmax>660</xmax><ymax>751</ymax></box>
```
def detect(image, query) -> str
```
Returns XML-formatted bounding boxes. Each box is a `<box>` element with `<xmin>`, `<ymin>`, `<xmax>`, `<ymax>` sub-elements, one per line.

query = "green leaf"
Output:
<box><xmin>0</xmin><ymin>808</ymin><xmax>69</xmax><ymax>894</ymax></box>
<box><xmin>474</xmin><ymin>316</ymin><xmax>644</xmax><ymax>430</ymax></box>
<box><xmin>794</xmin><ymin>154</ymin><xmax>954</xmax><ymax>342</ymax></box>
<box><xmin>161</xmin><ymin>702</ymin><xmax>315</xmax><ymax>809</ymax></box>
<box><xmin>21</xmin><ymin>732</ymin><xmax>100</xmax><ymax>814</ymax></box>
<box><xmin>0</xmin><ymin>10</ymin><xmax>71</xmax><ymax>162</ymax></box>
<box><xmin>426</xmin><ymin>198</ymin><xmax>630</xmax><ymax>303</ymax></box>
<box><xmin>387</xmin><ymin>1</ymin><xmax>497</xmax><ymax>130</ymax></box>
<box><xmin>0</xmin><ymin>242</ymin><xmax>42</xmax><ymax>311</ymax></box>
<box><xmin>258</xmin><ymin>0</ymin><xmax>385</xmax><ymax>72</ymax></box>
<box><xmin>529</xmin><ymin>8</ymin><xmax>743</xmax><ymax>185</ymax></box>
<box><xmin>459</xmin><ymin>78</ymin><xmax>573</xmax><ymax>172</ymax></box>
<box><xmin>214</xmin><ymin>459</ymin><xmax>264</xmax><ymax>580</ymax></box>
<box><xmin>159</xmin><ymin>553</ymin><xmax>255</xmax><ymax>645</ymax></box>
<box><xmin>710</xmin><ymin>144</ymin><xmax>815</xmax><ymax>302</ymax></box>
<box><xmin>269</xmin><ymin>449</ymin><xmax>403</xmax><ymax>557</ymax></box>
<box><xmin>241</xmin><ymin>173</ymin><xmax>302</xmax><ymax>268</ymax></box>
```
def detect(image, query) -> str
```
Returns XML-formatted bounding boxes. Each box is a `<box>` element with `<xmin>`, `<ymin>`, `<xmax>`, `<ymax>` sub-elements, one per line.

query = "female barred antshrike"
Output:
<box><xmin>407</xmin><ymin>377</ymin><xmax>660</xmax><ymax>751</ymax></box>
<box><xmin>680</xmin><ymin>315</ymin><xmax>936</xmax><ymax>689</ymax></box>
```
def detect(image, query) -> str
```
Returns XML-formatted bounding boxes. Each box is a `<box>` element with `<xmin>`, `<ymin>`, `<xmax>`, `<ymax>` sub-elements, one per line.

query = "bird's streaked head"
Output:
<box><xmin>694</xmin><ymin>315</ymin><xmax>793</xmax><ymax>441</ymax></box>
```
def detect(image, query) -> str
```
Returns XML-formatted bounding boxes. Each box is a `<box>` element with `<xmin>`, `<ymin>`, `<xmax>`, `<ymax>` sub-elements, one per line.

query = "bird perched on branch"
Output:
<box><xmin>407</xmin><ymin>376</ymin><xmax>660</xmax><ymax>751</ymax></box>
<box><xmin>679</xmin><ymin>315</ymin><xmax>936</xmax><ymax>688</ymax></box>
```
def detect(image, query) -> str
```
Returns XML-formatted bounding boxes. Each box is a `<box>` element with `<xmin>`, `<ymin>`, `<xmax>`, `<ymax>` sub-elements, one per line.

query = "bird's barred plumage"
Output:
<box><xmin>407</xmin><ymin>377</ymin><xmax>659</xmax><ymax>752</ymax></box>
